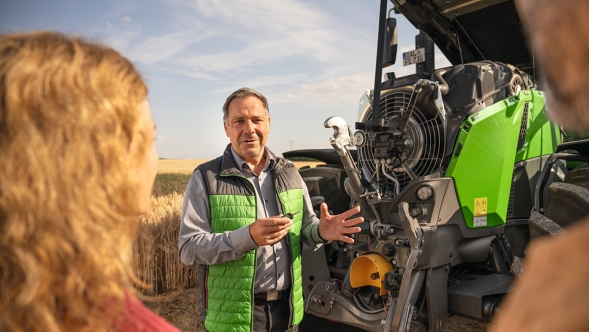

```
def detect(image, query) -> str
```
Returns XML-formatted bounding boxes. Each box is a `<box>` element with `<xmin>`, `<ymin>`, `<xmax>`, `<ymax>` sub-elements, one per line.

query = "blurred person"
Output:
<box><xmin>178</xmin><ymin>87</ymin><xmax>363</xmax><ymax>332</ymax></box>
<box><xmin>490</xmin><ymin>1</ymin><xmax>589</xmax><ymax>331</ymax></box>
<box><xmin>0</xmin><ymin>32</ymin><xmax>178</xmax><ymax>332</ymax></box>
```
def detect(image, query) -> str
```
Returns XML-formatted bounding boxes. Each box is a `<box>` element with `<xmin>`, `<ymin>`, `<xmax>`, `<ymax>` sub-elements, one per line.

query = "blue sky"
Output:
<box><xmin>1</xmin><ymin>0</ymin><xmax>450</xmax><ymax>159</ymax></box>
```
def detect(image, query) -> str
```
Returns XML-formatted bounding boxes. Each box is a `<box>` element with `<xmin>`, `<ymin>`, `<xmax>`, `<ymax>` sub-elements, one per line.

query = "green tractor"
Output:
<box><xmin>286</xmin><ymin>0</ymin><xmax>589</xmax><ymax>331</ymax></box>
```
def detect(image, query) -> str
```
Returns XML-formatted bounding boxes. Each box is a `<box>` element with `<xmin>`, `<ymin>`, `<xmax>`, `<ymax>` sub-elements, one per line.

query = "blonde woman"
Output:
<box><xmin>0</xmin><ymin>32</ymin><xmax>178</xmax><ymax>332</ymax></box>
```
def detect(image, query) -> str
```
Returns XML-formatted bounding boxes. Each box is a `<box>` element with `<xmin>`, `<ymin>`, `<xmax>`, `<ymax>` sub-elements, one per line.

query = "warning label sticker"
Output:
<box><xmin>474</xmin><ymin>216</ymin><xmax>487</xmax><ymax>227</ymax></box>
<box><xmin>473</xmin><ymin>197</ymin><xmax>488</xmax><ymax>227</ymax></box>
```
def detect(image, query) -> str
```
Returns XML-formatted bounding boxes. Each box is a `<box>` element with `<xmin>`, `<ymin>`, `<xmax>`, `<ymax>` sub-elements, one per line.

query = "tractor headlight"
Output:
<box><xmin>416</xmin><ymin>185</ymin><xmax>434</xmax><ymax>201</ymax></box>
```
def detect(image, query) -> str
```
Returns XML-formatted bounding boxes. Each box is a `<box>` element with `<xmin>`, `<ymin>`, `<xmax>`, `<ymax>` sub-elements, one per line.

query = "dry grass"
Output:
<box><xmin>133</xmin><ymin>192</ymin><xmax>198</xmax><ymax>295</ymax></box>
<box><xmin>158</xmin><ymin>159</ymin><xmax>206</xmax><ymax>174</ymax></box>
<box><xmin>158</xmin><ymin>158</ymin><xmax>325</xmax><ymax>174</ymax></box>
<box><xmin>152</xmin><ymin>173</ymin><xmax>192</xmax><ymax>197</ymax></box>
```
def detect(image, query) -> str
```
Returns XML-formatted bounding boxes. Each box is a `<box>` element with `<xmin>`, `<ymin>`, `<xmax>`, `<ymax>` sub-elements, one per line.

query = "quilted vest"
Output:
<box><xmin>198</xmin><ymin>145</ymin><xmax>305</xmax><ymax>332</ymax></box>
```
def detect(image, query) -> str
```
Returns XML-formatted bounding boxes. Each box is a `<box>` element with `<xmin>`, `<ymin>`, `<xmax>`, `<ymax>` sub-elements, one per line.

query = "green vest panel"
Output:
<box><xmin>200</xmin><ymin>148</ymin><xmax>305</xmax><ymax>332</ymax></box>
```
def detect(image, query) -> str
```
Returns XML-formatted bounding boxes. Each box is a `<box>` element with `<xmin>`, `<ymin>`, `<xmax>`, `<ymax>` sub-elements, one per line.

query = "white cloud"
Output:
<box><xmin>102</xmin><ymin>29</ymin><xmax>141</xmax><ymax>53</ymax></box>
<box><xmin>271</xmin><ymin>71</ymin><xmax>374</xmax><ymax>107</ymax></box>
<box><xmin>218</xmin><ymin>74</ymin><xmax>309</xmax><ymax>92</ymax></box>
<box><xmin>106</xmin><ymin>0</ymin><xmax>138</xmax><ymax>19</ymax></box>
<box><xmin>126</xmin><ymin>32</ymin><xmax>203</xmax><ymax>64</ymax></box>
<box><xmin>122</xmin><ymin>16</ymin><xmax>132</xmax><ymax>23</ymax></box>
<box><xmin>128</xmin><ymin>0</ymin><xmax>370</xmax><ymax>79</ymax></box>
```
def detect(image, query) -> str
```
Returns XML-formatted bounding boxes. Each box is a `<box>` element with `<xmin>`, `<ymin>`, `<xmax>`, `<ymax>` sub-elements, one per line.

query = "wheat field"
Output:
<box><xmin>134</xmin><ymin>158</ymin><xmax>325</xmax><ymax>294</ymax></box>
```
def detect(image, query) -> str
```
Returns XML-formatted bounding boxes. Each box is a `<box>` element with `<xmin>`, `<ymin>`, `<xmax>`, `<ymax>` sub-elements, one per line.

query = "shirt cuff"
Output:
<box><xmin>311</xmin><ymin>223</ymin><xmax>332</xmax><ymax>245</ymax></box>
<box><xmin>230</xmin><ymin>225</ymin><xmax>259</xmax><ymax>254</ymax></box>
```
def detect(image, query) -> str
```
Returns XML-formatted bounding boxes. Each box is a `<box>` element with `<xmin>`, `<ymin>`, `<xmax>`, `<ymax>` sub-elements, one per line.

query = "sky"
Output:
<box><xmin>0</xmin><ymin>0</ymin><xmax>451</xmax><ymax>159</ymax></box>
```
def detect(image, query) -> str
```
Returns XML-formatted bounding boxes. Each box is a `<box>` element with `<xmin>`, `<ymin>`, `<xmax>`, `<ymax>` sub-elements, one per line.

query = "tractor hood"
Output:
<box><xmin>391</xmin><ymin>0</ymin><xmax>532</xmax><ymax>72</ymax></box>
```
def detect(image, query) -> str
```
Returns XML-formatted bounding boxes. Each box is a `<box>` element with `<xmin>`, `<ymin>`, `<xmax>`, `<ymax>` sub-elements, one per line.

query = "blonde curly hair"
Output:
<box><xmin>0</xmin><ymin>32</ymin><xmax>149</xmax><ymax>331</ymax></box>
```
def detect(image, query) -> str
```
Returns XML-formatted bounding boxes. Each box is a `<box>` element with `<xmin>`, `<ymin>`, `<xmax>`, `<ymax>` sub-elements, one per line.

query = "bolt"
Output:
<box><xmin>326</xmin><ymin>283</ymin><xmax>336</xmax><ymax>292</ymax></box>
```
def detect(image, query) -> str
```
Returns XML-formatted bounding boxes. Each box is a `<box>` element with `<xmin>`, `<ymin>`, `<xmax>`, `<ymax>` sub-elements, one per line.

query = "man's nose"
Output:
<box><xmin>245</xmin><ymin>120</ymin><xmax>256</xmax><ymax>133</ymax></box>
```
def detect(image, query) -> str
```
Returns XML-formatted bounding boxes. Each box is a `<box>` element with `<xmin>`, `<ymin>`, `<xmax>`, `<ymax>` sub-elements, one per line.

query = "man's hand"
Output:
<box><xmin>318</xmin><ymin>203</ymin><xmax>363</xmax><ymax>244</ymax></box>
<box><xmin>249</xmin><ymin>217</ymin><xmax>292</xmax><ymax>246</ymax></box>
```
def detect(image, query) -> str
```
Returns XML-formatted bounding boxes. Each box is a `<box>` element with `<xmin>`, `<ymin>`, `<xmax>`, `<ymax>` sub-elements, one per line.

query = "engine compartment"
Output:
<box><xmin>295</xmin><ymin>60</ymin><xmax>561</xmax><ymax>331</ymax></box>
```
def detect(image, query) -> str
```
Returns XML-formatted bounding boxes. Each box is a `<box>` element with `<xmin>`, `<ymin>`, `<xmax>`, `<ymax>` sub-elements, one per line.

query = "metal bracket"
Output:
<box><xmin>325</xmin><ymin>116</ymin><xmax>381</xmax><ymax>225</ymax></box>
<box><xmin>387</xmin><ymin>203</ymin><xmax>424</xmax><ymax>332</ymax></box>
<box><xmin>325</xmin><ymin>116</ymin><xmax>354</xmax><ymax>155</ymax></box>
<box><xmin>398</xmin><ymin>202</ymin><xmax>423</xmax><ymax>251</ymax></box>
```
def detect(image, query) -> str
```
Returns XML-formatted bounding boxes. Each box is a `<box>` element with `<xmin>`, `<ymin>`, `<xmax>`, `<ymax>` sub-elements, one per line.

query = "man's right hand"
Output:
<box><xmin>249</xmin><ymin>217</ymin><xmax>292</xmax><ymax>246</ymax></box>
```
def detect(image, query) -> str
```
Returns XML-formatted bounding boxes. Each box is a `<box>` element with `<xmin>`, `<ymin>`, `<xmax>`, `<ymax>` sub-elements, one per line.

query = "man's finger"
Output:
<box><xmin>265</xmin><ymin>229</ymin><xmax>290</xmax><ymax>245</ymax></box>
<box><xmin>343</xmin><ymin>217</ymin><xmax>364</xmax><ymax>227</ymax></box>
<box><xmin>261</xmin><ymin>217</ymin><xmax>291</xmax><ymax>227</ymax></box>
<box><xmin>320</xmin><ymin>203</ymin><xmax>330</xmax><ymax>218</ymax></box>
<box><xmin>339</xmin><ymin>206</ymin><xmax>361</xmax><ymax>221</ymax></box>
<box><xmin>342</xmin><ymin>227</ymin><xmax>362</xmax><ymax>234</ymax></box>
<box><xmin>270</xmin><ymin>223</ymin><xmax>292</xmax><ymax>233</ymax></box>
<box><xmin>339</xmin><ymin>236</ymin><xmax>355</xmax><ymax>244</ymax></box>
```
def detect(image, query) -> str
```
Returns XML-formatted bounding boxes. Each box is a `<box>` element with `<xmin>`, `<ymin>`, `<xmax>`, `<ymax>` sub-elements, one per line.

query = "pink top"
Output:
<box><xmin>113</xmin><ymin>293</ymin><xmax>180</xmax><ymax>332</ymax></box>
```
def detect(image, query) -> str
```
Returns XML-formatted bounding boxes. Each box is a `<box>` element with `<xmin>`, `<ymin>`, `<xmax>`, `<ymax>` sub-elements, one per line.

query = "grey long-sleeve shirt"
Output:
<box><xmin>178</xmin><ymin>147</ymin><xmax>325</xmax><ymax>294</ymax></box>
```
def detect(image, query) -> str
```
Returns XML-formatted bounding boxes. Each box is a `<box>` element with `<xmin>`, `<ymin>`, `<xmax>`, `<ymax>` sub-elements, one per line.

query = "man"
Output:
<box><xmin>179</xmin><ymin>87</ymin><xmax>363</xmax><ymax>332</ymax></box>
<box><xmin>490</xmin><ymin>1</ymin><xmax>589</xmax><ymax>331</ymax></box>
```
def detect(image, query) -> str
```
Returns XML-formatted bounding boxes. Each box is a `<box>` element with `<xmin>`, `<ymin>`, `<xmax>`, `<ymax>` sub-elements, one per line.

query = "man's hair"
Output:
<box><xmin>516</xmin><ymin>0</ymin><xmax>589</xmax><ymax>132</ymax></box>
<box><xmin>222</xmin><ymin>87</ymin><xmax>269</xmax><ymax>122</ymax></box>
<box><xmin>0</xmin><ymin>31</ymin><xmax>148</xmax><ymax>331</ymax></box>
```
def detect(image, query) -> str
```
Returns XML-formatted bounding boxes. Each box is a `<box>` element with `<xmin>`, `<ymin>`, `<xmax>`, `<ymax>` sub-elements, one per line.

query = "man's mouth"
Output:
<box><xmin>240</xmin><ymin>138</ymin><xmax>259</xmax><ymax>144</ymax></box>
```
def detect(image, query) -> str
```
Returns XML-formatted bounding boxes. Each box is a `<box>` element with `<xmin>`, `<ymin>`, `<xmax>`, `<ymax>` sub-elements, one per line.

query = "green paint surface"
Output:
<box><xmin>445</xmin><ymin>91</ymin><xmax>561</xmax><ymax>228</ymax></box>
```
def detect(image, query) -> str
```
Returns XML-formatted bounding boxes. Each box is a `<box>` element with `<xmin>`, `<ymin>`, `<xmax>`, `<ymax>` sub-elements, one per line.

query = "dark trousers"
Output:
<box><xmin>253</xmin><ymin>291</ymin><xmax>298</xmax><ymax>332</ymax></box>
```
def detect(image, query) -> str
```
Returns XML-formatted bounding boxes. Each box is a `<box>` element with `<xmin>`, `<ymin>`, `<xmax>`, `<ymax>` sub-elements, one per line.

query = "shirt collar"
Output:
<box><xmin>230</xmin><ymin>146</ymin><xmax>275</xmax><ymax>173</ymax></box>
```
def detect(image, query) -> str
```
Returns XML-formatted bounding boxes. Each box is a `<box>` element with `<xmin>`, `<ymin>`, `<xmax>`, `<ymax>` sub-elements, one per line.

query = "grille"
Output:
<box><xmin>506</xmin><ymin>171</ymin><xmax>516</xmax><ymax>219</ymax></box>
<box><xmin>517</xmin><ymin>102</ymin><xmax>529</xmax><ymax>151</ymax></box>
<box><xmin>416</xmin><ymin>32</ymin><xmax>435</xmax><ymax>74</ymax></box>
<box><xmin>358</xmin><ymin>89</ymin><xmax>445</xmax><ymax>194</ymax></box>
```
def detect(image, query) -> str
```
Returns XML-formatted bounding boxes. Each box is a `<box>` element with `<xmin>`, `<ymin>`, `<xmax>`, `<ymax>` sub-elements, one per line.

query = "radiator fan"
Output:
<box><xmin>358</xmin><ymin>87</ymin><xmax>446</xmax><ymax>195</ymax></box>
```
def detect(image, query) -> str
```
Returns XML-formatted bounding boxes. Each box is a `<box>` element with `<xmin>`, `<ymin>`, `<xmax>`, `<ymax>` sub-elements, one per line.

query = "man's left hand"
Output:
<box><xmin>318</xmin><ymin>203</ymin><xmax>363</xmax><ymax>244</ymax></box>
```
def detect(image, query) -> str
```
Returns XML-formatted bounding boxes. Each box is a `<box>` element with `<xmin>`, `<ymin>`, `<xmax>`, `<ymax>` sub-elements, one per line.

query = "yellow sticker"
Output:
<box><xmin>474</xmin><ymin>198</ymin><xmax>488</xmax><ymax>217</ymax></box>
<box><xmin>474</xmin><ymin>197</ymin><xmax>487</xmax><ymax>208</ymax></box>
<box><xmin>473</xmin><ymin>198</ymin><xmax>488</xmax><ymax>226</ymax></box>
<box><xmin>474</xmin><ymin>207</ymin><xmax>487</xmax><ymax>217</ymax></box>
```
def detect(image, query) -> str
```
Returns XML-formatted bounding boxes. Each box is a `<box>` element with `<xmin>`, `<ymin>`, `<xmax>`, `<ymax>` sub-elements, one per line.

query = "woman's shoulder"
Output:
<box><xmin>113</xmin><ymin>293</ymin><xmax>180</xmax><ymax>332</ymax></box>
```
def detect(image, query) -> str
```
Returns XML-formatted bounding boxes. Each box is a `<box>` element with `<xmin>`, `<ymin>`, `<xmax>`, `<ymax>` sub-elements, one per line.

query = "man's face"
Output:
<box><xmin>224</xmin><ymin>96</ymin><xmax>270</xmax><ymax>163</ymax></box>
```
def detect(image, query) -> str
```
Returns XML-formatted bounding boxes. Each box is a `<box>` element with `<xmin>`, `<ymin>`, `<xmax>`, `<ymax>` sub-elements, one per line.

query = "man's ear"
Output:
<box><xmin>223</xmin><ymin>120</ymin><xmax>229</xmax><ymax>137</ymax></box>
<box><xmin>268</xmin><ymin>116</ymin><xmax>271</xmax><ymax>132</ymax></box>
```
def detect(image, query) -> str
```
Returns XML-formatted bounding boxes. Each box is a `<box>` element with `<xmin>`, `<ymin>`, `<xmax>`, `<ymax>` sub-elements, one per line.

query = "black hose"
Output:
<box><xmin>352</xmin><ymin>288</ymin><xmax>385</xmax><ymax>314</ymax></box>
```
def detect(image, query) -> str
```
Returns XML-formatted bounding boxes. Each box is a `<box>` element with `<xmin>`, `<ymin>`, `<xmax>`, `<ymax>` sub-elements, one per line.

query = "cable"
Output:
<box><xmin>318</xmin><ymin>278</ymin><xmax>344</xmax><ymax>315</ymax></box>
<box><xmin>352</xmin><ymin>288</ymin><xmax>385</xmax><ymax>314</ymax></box>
